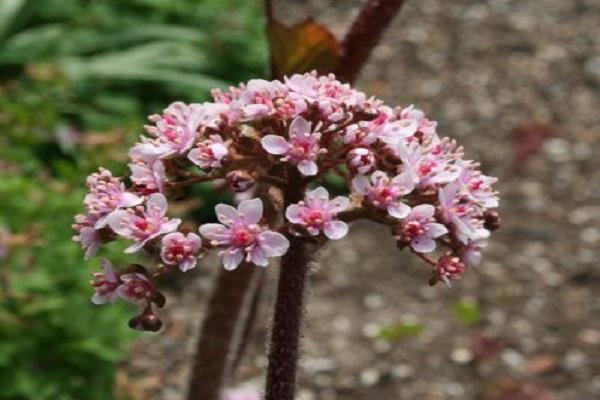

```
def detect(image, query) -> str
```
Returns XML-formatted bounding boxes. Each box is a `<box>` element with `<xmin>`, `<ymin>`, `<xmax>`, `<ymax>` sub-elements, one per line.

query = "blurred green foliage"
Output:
<box><xmin>452</xmin><ymin>298</ymin><xmax>483</xmax><ymax>327</ymax></box>
<box><xmin>377</xmin><ymin>322</ymin><xmax>425</xmax><ymax>341</ymax></box>
<box><xmin>0</xmin><ymin>0</ymin><xmax>267</xmax><ymax>399</ymax></box>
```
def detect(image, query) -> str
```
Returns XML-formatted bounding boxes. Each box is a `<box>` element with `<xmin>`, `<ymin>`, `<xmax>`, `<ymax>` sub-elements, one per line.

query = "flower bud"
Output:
<box><xmin>128</xmin><ymin>305</ymin><xmax>163</xmax><ymax>332</ymax></box>
<box><xmin>226</xmin><ymin>170</ymin><xmax>255</xmax><ymax>192</ymax></box>
<box><xmin>431</xmin><ymin>254</ymin><xmax>466</xmax><ymax>286</ymax></box>
<box><xmin>347</xmin><ymin>148</ymin><xmax>376</xmax><ymax>175</ymax></box>
<box><xmin>483</xmin><ymin>210</ymin><xmax>501</xmax><ymax>231</ymax></box>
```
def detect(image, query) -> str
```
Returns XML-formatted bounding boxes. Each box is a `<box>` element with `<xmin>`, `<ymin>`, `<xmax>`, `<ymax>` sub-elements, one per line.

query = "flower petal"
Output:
<box><xmin>179</xmin><ymin>258</ymin><xmax>197</xmax><ymax>272</ymax></box>
<box><xmin>388</xmin><ymin>202</ymin><xmax>411</xmax><ymax>219</ymax></box>
<box><xmin>411</xmin><ymin>236</ymin><xmax>436</xmax><ymax>253</ymax></box>
<box><xmin>425</xmin><ymin>222</ymin><xmax>448</xmax><ymax>238</ymax></box>
<box><xmin>328</xmin><ymin>196</ymin><xmax>350</xmax><ymax>213</ymax></box>
<box><xmin>261</xmin><ymin>135</ymin><xmax>290</xmax><ymax>155</ymax></box>
<box><xmin>410</xmin><ymin>204</ymin><xmax>435</xmax><ymax>220</ymax></box>
<box><xmin>238</xmin><ymin>198</ymin><xmax>263</xmax><ymax>225</ymax></box>
<box><xmin>249</xmin><ymin>246</ymin><xmax>268</xmax><ymax>266</ymax></box>
<box><xmin>215</xmin><ymin>203</ymin><xmax>239</xmax><ymax>225</ymax></box>
<box><xmin>258</xmin><ymin>231</ymin><xmax>290</xmax><ymax>257</ymax></box>
<box><xmin>223</xmin><ymin>249</ymin><xmax>244</xmax><ymax>270</ymax></box>
<box><xmin>352</xmin><ymin>175</ymin><xmax>371</xmax><ymax>195</ymax></box>
<box><xmin>285</xmin><ymin>204</ymin><xmax>304</xmax><ymax>224</ymax></box>
<box><xmin>107</xmin><ymin>210</ymin><xmax>133</xmax><ymax>237</ymax></box>
<box><xmin>323</xmin><ymin>220</ymin><xmax>349</xmax><ymax>240</ymax></box>
<box><xmin>122</xmin><ymin>192</ymin><xmax>144</xmax><ymax>208</ymax></box>
<box><xmin>146</xmin><ymin>193</ymin><xmax>168</xmax><ymax>216</ymax></box>
<box><xmin>289</xmin><ymin>116</ymin><xmax>311</xmax><ymax>138</ymax></box>
<box><xmin>199</xmin><ymin>223</ymin><xmax>230</xmax><ymax>242</ymax></box>
<box><xmin>297</xmin><ymin>160</ymin><xmax>318</xmax><ymax>176</ymax></box>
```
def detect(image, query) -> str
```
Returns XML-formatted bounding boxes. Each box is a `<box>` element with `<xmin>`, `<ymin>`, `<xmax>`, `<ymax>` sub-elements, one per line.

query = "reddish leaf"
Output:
<box><xmin>483</xmin><ymin>379</ymin><xmax>556</xmax><ymax>400</ymax></box>
<box><xmin>267</xmin><ymin>18</ymin><xmax>342</xmax><ymax>79</ymax></box>
<box><xmin>511</xmin><ymin>122</ymin><xmax>554</xmax><ymax>171</ymax></box>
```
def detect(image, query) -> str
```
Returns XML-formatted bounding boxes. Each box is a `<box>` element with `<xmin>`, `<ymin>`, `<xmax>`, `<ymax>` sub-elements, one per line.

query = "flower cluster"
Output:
<box><xmin>74</xmin><ymin>72</ymin><xmax>499</xmax><ymax>330</ymax></box>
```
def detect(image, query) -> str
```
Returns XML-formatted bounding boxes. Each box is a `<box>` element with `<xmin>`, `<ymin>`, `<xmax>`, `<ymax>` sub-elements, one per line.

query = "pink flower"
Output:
<box><xmin>371</xmin><ymin>110</ymin><xmax>418</xmax><ymax>145</ymax></box>
<box><xmin>352</xmin><ymin>171</ymin><xmax>415</xmax><ymax>218</ymax></box>
<box><xmin>145</xmin><ymin>102</ymin><xmax>203</xmax><ymax>157</ymax></box>
<box><xmin>117</xmin><ymin>273</ymin><xmax>155</xmax><ymax>305</ymax></box>
<box><xmin>343</xmin><ymin>124</ymin><xmax>377</xmax><ymax>146</ymax></box>
<box><xmin>90</xmin><ymin>259</ymin><xmax>121</xmax><ymax>305</ymax></box>
<box><xmin>128</xmin><ymin>144</ymin><xmax>167</xmax><ymax>194</ymax></box>
<box><xmin>260</xmin><ymin>116</ymin><xmax>323</xmax><ymax>176</ymax></box>
<box><xmin>460</xmin><ymin>239</ymin><xmax>488</xmax><ymax>267</ymax></box>
<box><xmin>108</xmin><ymin>193</ymin><xmax>181</xmax><ymax>253</ymax></box>
<box><xmin>456</xmin><ymin>162</ymin><xmax>499</xmax><ymax>208</ymax></box>
<box><xmin>199</xmin><ymin>199</ymin><xmax>289</xmax><ymax>270</ymax></box>
<box><xmin>188</xmin><ymin>134</ymin><xmax>228</xmax><ymax>171</ymax></box>
<box><xmin>396</xmin><ymin>141</ymin><xmax>461</xmax><ymax>187</ymax></box>
<box><xmin>435</xmin><ymin>254</ymin><xmax>466</xmax><ymax>286</ymax></box>
<box><xmin>84</xmin><ymin>168</ymin><xmax>143</xmax><ymax>228</ymax></box>
<box><xmin>399</xmin><ymin>105</ymin><xmax>437</xmax><ymax>137</ymax></box>
<box><xmin>438</xmin><ymin>183</ymin><xmax>489</xmax><ymax>244</ymax></box>
<box><xmin>396</xmin><ymin>205</ymin><xmax>448</xmax><ymax>253</ymax></box>
<box><xmin>73</xmin><ymin>213</ymin><xmax>102</xmax><ymax>259</ymax></box>
<box><xmin>285</xmin><ymin>187</ymin><xmax>350</xmax><ymax>239</ymax></box>
<box><xmin>347</xmin><ymin>147</ymin><xmax>376</xmax><ymax>174</ymax></box>
<box><xmin>161</xmin><ymin>232</ymin><xmax>202</xmax><ymax>272</ymax></box>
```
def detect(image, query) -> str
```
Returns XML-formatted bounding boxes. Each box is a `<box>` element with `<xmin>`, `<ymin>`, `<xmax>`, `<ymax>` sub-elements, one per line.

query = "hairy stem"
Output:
<box><xmin>265</xmin><ymin>173</ymin><xmax>311</xmax><ymax>400</ymax></box>
<box><xmin>187</xmin><ymin>185</ymin><xmax>278</xmax><ymax>400</ymax></box>
<box><xmin>186</xmin><ymin>264</ymin><xmax>258</xmax><ymax>400</ymax></box>
<box><xmin>335</xmin><ymin>0</ymin><xmax>407</xmax><ymax>83</ymax></box>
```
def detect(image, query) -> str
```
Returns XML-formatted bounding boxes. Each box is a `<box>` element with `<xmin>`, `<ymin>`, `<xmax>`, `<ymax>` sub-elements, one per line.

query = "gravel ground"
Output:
<box><xmin>119</xmin><ymin>1</ymin><xmax>600</xmax><ymax>399</ymax></box>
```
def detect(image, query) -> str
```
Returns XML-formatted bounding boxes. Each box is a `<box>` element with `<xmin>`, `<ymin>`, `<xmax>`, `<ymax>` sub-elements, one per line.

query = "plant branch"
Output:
<box><xmin>265</xmin><ymin>171</ymin><xmax>312</xmax><ymax>400</ymax></box>
<box><xmin>335</xmin><ymin>0</ymin><xmax>408</xmax><ymax>83</ymax></box>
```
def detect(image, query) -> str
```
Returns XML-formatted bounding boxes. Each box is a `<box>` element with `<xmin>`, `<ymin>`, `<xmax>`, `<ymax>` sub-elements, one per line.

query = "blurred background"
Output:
<box><xmin>1</xmin><ymin>0</ymin><xmax>599</xmax><ymax>399</ymax></box>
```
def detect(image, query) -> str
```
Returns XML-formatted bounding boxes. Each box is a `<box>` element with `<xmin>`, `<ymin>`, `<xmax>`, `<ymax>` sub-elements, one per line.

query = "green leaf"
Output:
<box><xmin>452</xmin><ymin>298</ymin><xmax>483</xmax><ymax>326</ymax></box>
<box><xmin>0</xmin><ymin>0</ymin><xmax>26</xmax><ymax>41</ymax></box>
<box><xmin>377</xmin><ymin>322</ymin><xmax>425</xmax><ymax>341</ymax></box>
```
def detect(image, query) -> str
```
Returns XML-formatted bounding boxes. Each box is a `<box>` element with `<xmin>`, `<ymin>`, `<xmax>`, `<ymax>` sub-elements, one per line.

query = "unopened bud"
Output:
<box><xmin>483</xmin><ymin>210</ymin><xmax>501</xmax><ymax>231</ymax></box>
<box><xmin>128</xmin><ymin>305</ymin><xmax>163</xmax><ymax>332</ymax></box>
<box><xmin>226</xmin><ymin>170</ymin><xmax>255</xmax><ymax>192</ymax></box>
<box><xmin>347</xmin><ymin>148</ymin><xmax>376</xmax><ymax>175</ymax></box>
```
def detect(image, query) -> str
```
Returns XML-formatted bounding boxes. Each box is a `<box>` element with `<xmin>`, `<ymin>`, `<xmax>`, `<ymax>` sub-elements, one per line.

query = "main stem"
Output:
<box><xmin>265</xmin><ymin>174</ymin><xmax>311</xmax><ymax>400</ymax></box>
<box><xmin>335</xmin><ymin>0</ymin><xmax>407</xmax><ymax>83</ymax></box>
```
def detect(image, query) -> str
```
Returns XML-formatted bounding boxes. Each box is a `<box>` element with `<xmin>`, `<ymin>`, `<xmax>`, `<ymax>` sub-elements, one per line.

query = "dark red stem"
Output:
<box><xmin>186</xmin><ymin>265</ymin><xmax>258</xmax><ymax>400</ymax></box>
<box><xmin>265</xmin><ymin>172</ymin><xmax>312</xmax><ymax>400</ymax></box>
<box><xmin>335</xmin><ymin>0</ymin><xmax>407</xmax><ymax>83</ymax></box>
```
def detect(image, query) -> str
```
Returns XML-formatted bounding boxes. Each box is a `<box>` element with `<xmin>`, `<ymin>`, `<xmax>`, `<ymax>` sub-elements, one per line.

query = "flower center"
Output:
<box><xmin>403</xmin><ymin>221</ymin><xmax>424</xmax><ymax>238</ymax></box>
<box><xmin>289</xmin><ymin>139</ymin><xmax>312</xmax><ymax>158</ymax></box>
<box><xmin>305</xmin><ymin>210</ymin><xmax>325</xmax><ymax>227</ymax></box>
<box><xmin>231</xmin><ymin>228</ymin><xmax>256</xmax><ymax>248</ymax></box>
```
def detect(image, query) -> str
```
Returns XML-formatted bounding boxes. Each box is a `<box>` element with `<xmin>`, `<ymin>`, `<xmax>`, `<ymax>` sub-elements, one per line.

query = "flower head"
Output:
<box><xmin>433</xmin><ymin>254</ymin><xmax>466</xmax><ymax>286</ymax></box>
<box><xmin>188</xmin><ymin>134</ymin><xmax>228</xmax><ymax>171</ymax></box>
<box><xmin>90</xmin><ymin>259</ymin><xmax>120</xmax><ymax>305</ymax></box>
<box><xmin>83</xmin><ymin>168</ymin><xmax>143</xmax><ymax>229</ymax></box>
<box><xmin>199</xmin><ymin>199</ymin><xmax>289</xmax><ymax>270</ymax></box>
<box><xmin>352</xmin><ymin>171</ymin><xmax>414</xmax><ymax>218</ymax></box>
<box><xmin>161</xmin><ymin>232</ymin><xmax>202</xmax><ymax>272</ymax></box>
<box><xmin>261</xmin><ymin>116</ymin><xmax>323</xmax><ymax>176</ymax></box>
<box><xmin>117</xmin><ymin>272</ymin><xmax>156</xmax><ymax>305</ymax></box>
<box><xmin>286</xmin><ymin>187</ymin><xmax>349</xmax><ymax>239</ymax></box>
<box><xmin>108</xmin><ymin>193</ymin><xmax>181</xmax><ymax>253</ymax></box>
<box><xmin>395</xmin><ymin>205</ymin><xmax>448</xmax><ymax>253</ymax></box>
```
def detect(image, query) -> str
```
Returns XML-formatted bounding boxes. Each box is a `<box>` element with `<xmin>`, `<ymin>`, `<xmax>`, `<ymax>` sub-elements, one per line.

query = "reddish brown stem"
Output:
<box><xmin>187</xmin><ymin>264</ymin><xmax>257</xmax><ymax>400</ymax></box>
<box><xmin>187</xmin><ymin>184</ymin><xmax>278</xmax><ymax>400</ymax></box>
<box><xmin>265</xmin><ymin>172</ymin><xmax>312</xmax><ymax>400</ymax></box>
<box><xmin>335</xmin><ymin>0</ymin><xmax>408</xmax><ymax>83</ymax></box>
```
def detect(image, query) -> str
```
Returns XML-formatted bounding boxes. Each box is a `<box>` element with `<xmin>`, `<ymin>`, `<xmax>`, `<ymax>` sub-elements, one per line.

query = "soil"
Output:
<box><xmin>119</xmin><ymin>1</ymin><xmax>600</xmax><ymax>399</ymax></box>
